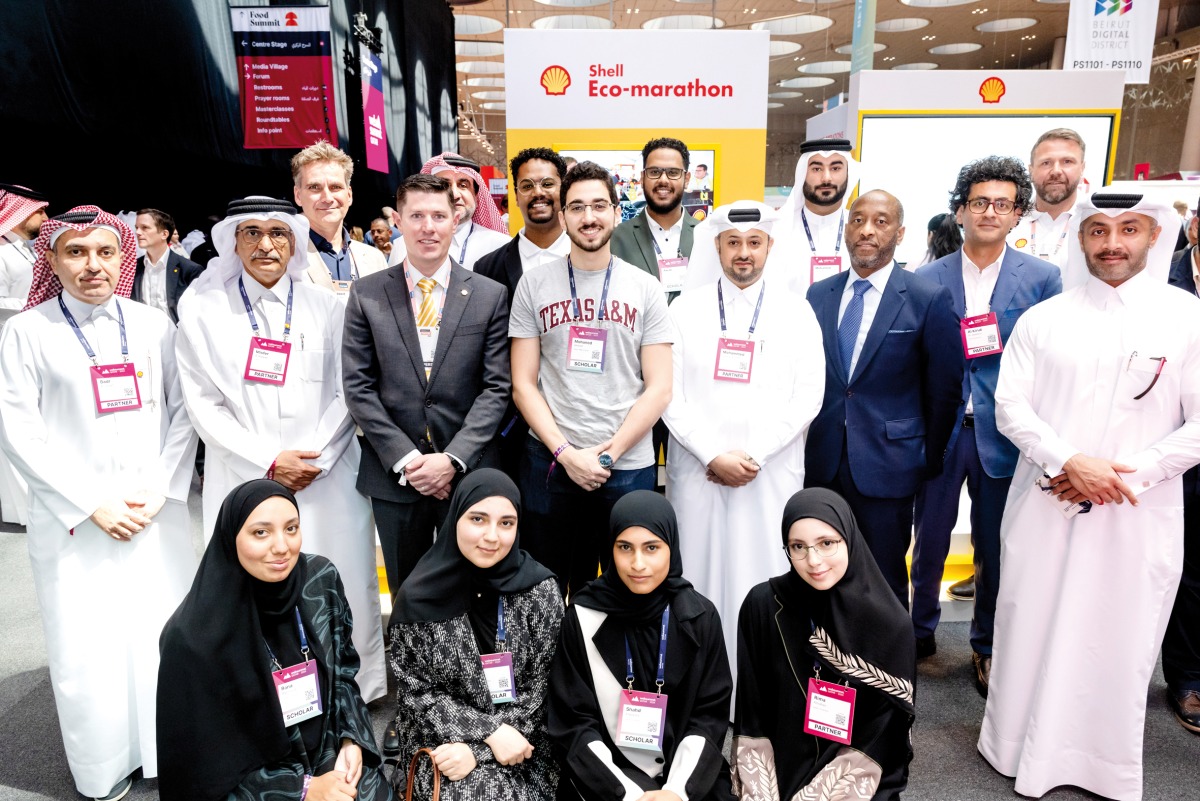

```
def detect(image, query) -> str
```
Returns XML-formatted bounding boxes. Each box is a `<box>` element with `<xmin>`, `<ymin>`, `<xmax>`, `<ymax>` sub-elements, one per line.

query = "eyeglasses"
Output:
<box><xmin>966</xmin><ymin>198</ymin><xmax>1016</xmax><ymax>215</ymax></box>
<box><xmin>237</xmin><ymin>227</ymin><xmax>294</xmax><ymax>246</ymax></box>
<box><xmin>565</xmin><ymin>201</ymin><xmax>615</xmax><ymax>215</ymax></box>
<box><xmin>783</xmin><ymin>538</ymin><xmax>843</xmax><ymax>561</ymax></box>
<box><xmin>516</xmin><ymin>178</ymin><xmax>560</xmax><ymax>195</ymax></box>
<box><xmin>643</xmin><ymin>167</ymin><xmax>685</xmax><ymax>181</ymax></box>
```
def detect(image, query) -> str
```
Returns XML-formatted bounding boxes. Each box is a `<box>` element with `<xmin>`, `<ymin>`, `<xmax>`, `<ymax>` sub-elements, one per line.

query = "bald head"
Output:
<box><xmin>845</xmin><ymin>190</ymin><xmax>906</xmax><ymax>275</ymax></box>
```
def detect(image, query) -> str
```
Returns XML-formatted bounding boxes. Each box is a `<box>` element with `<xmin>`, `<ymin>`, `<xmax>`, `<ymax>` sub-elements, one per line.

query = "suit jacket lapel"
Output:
<box><xmin>384</xmin><ymin>268</ymin><xmax>429</xmax><ymax>389</ymax></box>
<box><xmin>851</xmin><ymin>268</ymin><xmax>905</xmax><ymax>383</ymax></box>
<box><xmin>819</xmin><ymin>273</ymin><xmax>850</xmax><ymax>387</ymax></box>
<box><xmin>942</xmin><ymin>251</ymin><xmax>966</xmax><ymax>318</ymax></box>
<box><xmin>680</xmin><ymin>214</ymin><xmax>698</xmax><ymax>258</ymax></box>
<box><xmin>505</xmin><ymin>239</ymin><xmax>523</xmax><ymax>292</ymax></box>
<box><xmin>429</xmin><ymin>264</ymin><xmax>470</xmax><ymax>385</ymax></box>
<box><xmin>633</xmin><ymin>213</ymin><xmax>657</xmax><ymax>272</ymax></box>
<box><xmin>990</xmin><ymin>248</ymin><xmax>1025</xmax><ymax>317</ymax></box>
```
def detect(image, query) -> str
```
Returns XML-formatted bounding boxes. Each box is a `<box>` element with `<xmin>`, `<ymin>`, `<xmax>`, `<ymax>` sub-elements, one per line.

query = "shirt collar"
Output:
<box><xmin>145</xmin><ymin>247</ymin><xmax>170</xmax><ymax>271</ymax></box>
<box><xmin>962</xmin><ymin>245</ymin><xmax>1006</xmax><ymax>274</ymax></box>
<box><xmin>240</xmin><ymin>270</ymin><xmax>292</xmax><ymax>304</ymax></box>
<box><xmin>649</xmin><ymin>211</ymin><xmax>684</xmax><ymax>236</ymax></box>
<box><xmin>405</xmin><ymin>258</ymin><xmax>452</xmax><ymax>290</ymax></box>
<box><xmin>309</xmin><ymin>226</ymin><xmax>349</xmax><ymax>256</ymax></box>
<box><xmin>845</xmin><ymin>262</ymin><xmax>893</xmax><ymax>294</ymax></box>
<box><xmin>1083</xmin><ymin>267</ymin><xmax>1153</xmax><ymax>310</ymax></box>
<box><xmin>719</xmin><ymin>273</ymin><xmax>765</xmax><ymax>304</ymax></box>
<box><xmin>517</xmin><ymin>228</ymin><xmax>570</xmax><ymax>259</ymax></box>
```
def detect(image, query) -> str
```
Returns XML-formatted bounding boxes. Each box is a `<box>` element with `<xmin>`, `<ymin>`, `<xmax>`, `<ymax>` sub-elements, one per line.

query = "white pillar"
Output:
<box><xmin>1051</xmin><ymin>37</ymin><xmax>1066</xmax><ymax>70</ymax></box>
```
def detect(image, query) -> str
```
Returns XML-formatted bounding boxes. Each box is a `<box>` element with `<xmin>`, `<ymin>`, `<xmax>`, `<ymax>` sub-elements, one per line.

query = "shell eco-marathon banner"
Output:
<box><xmin>1064</xmin><ymin>0</ymin><xmax>1160</xmax><ymax>84</ymax></box>
<box><xmin>231</xmin><ymin>6</ymin><xmax>336</xmax><ymax>149</ymax></box>
<box><xmin>504</xmin><ymin>29</ymin><xmax>769</xmax><ymax>231</ymax></box>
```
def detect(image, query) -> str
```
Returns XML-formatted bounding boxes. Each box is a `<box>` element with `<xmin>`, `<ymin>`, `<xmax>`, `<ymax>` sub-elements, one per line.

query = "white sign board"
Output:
<box><xmin>1064</xmin><ymin>0</ymin><xmax>1160</xmax><ymax>84</ymax></box>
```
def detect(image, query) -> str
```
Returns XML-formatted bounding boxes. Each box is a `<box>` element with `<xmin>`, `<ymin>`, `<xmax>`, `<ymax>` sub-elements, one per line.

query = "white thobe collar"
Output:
<box><xmin>798</xmin><ymin>203</ymin><xmax>843</xmax><ymax>227</ymax></box>
<box><xmin>517</xmin><ymin>228</ymin><xmax>569</xmax><ymax>260</ymax></box>
<box><xmin>60</xmin><ymin>291</ymin><xmax>119</xmax><ymax>321</ymax></box>
<box><xmin>1083</xmin><ymin>268</ymin><xmax>1154</xmax><ymax>311</ymax></box>
<box><xmin>240</xmin><ymin>271</ymin><xmax>291</xmax><ymax>304</ymax></box>
<box><xmin>718</xmin><ymin>274</ymin><xmax>766</xmax><ymax>306</ymax></box>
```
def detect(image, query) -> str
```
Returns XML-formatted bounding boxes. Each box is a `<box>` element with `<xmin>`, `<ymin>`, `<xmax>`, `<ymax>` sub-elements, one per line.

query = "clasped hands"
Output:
<box><xmin>1045</xmin><ymin>454</ymin><xmax>1139</xmax><ymax>507</ymax></box>
<box><xmin>706</xmin><ymin>451</ymin><xmax>760</xmax><ymax>487</ymax></box>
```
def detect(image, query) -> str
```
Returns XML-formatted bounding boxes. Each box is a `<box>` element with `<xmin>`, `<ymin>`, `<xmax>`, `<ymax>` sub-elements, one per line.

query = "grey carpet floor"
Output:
<box><xmin>1</xmin><ymin>511</ymin><xmax>1196</xmax><ymax>800</ymax></box>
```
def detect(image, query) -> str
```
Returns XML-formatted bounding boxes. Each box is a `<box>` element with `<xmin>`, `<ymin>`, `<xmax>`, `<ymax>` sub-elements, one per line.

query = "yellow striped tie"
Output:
<box><xmin>416</xmin><ymin>278</ymin><xmax>438</xmax><ymax>327</ymax></box>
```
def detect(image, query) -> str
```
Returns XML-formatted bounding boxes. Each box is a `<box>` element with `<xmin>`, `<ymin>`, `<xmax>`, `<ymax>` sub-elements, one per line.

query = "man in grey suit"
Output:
<box><xmin>343</xmin><ymin>173</ymin><xmax>511</xmax><ymax>597</ymax></box>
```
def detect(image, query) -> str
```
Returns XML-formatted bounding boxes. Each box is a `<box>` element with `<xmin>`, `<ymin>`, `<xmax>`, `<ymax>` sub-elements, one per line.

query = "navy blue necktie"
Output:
<box><xmin>838</xmin><ymin>279</ymin><xmax>872</xmax><ymax>380</ymax></box>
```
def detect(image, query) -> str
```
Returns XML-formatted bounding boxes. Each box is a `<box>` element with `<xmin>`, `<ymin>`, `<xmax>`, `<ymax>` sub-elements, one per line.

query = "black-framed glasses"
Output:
<box><xmin>565</xmin><ymin>201</ymin><xmax>614</xmax><ymax>215</ymax></box>
<box><xmin>966</xmin><ymin>198</ymin><xmax>1016</xmax><ymax>215</ymax></box>
<box><xmin>516</xmin><ymin>178</ymin><xmax>560</xmax><ymax>195</ymax></box>
<box><xmin>783</xmin><ymin>538</ymin><xmax>843</xmax><ymax>561</ymax></box>
<box><xmin>236</xmin><ymin>227</ymin><xmax>294</xmax><ymax>246</ymax></box>
<box><xmin>643</xmin><ymin>167</ymin><xmax>685</xmax><ymax>181</ymax></box>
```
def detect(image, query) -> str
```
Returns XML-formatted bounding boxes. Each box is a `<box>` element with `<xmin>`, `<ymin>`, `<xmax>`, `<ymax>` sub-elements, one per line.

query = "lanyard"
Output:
<box><xmin>238</xmin><ymin>277</ymin><xmax>294</xmax><ymax>342</ymax></box>
<box><xmin>496</xmin><ymin>597</ymin><xmax>507</xmax><ymax>651</ymax></box>
<box><xmin>718</xmin><ymin>279</ymin><xmax>765</xmax><ymax>336</ymax></box>
<box><xmin>567</xmin><ymin>256</ymin><xmax>614</xmax><ymax>321</ymax></box>
<box><xmin>458</xmin><ymin>222</ymin><xmax>475</xmax><ymax>265</ymax></box>
<box><xmin>801</xmin><ymin>209</ymin><xmax>844</xmax><ymax>256</ymax></box>
<box><xmin>405</xmin><ymin>266</ymin><xmax>449</xmax><ymax>322</ymax></box>
<box><xmin>1030</xmin><ymin>214</ymin><xmax>1070</xmax><ymax>257</ymax></box>
<box><xmin>58</xmin><ymin>294</ymin><xmax>127</xmax><ymax>366</ymax></box>
<box><xmin>624</xmin><ymin>606</ymin><xmax>670</xmax><ymax>691</ymax></box>
<box><xmin>264</xmin><ymin>608</ymin><xmax>311</xmax><ymax>671</ymax></box>
<box><xmin>649</xmin><ymin>222</ymin><xmax>679</xmax><ymax>258</ymax></box>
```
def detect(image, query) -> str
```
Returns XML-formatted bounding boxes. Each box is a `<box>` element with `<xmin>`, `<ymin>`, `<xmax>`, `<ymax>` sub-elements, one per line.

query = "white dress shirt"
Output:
<box><xmin>962</xmin><ymin>246</ymin><xmax>1004</xmax><ymax>412</ymax></box>
<box><xmin>649</xmin><ymin>212</ymin><xmax>685</xmax><ymax>260</ymax></box>
<box><xmin>836</xmin><ymin>263</ymin><xmax>894</xmax><ymax>377</ymax></box>
<box><xmin>141</xmin><ymin>248</ymin><xmax>171</xmax><ymax>316</ymax></box>
<box><xmin>517</xmin><ymin>228</ymin><xmax>570</xmax><ymax>272</ymax></box>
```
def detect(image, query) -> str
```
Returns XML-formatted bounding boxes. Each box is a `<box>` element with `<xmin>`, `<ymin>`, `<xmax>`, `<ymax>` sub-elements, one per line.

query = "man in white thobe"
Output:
<box><xmin>664</xmin><ymin>201</ymin><xmax>825</xmax><ymax>668</ymax></box>
<box><xmin>981</xmin><ymin>193</ymin><xmax>1197</xmax><ymax>801</ymax></box>
<box><xmin>770</xmin><ymin>138</ymin><xmax>858</xmax><ymax>293</ymax></box>
<box><xmin>0</xmin><ymin>207</ymin><xmax>197</xmax><ymax>800</ymax></box>
<box><xmin>174</xmin><ymin>196</ymin><xmax>386</xmax><ymax>702</ymax></box>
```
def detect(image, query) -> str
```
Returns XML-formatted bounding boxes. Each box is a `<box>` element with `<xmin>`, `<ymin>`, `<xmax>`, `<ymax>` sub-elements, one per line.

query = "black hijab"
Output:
<box><xmin>571</xmin><ymin>490</ymin><xmax>695</xmax><ymax>624</ymax></box>
<box><xmin>772</xmin><ymin>488</ymin><xmax>915</xmax><ymax>708</ymax></box>
<box><xmin>157</xmin><ymin>480</ymin><xmax>307</xmax><ymax>801</ymax></box>
<box><xmin>393</xmin><ymin>469</ymin><xmax>555</xmax><ymax>625</ymax></box>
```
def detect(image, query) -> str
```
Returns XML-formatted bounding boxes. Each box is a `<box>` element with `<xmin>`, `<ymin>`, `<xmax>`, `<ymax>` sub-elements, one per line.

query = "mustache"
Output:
<box><xmin>250</xmin><ymin>251</ymin><xmax>283</xmax><ymax>261</ymax></box>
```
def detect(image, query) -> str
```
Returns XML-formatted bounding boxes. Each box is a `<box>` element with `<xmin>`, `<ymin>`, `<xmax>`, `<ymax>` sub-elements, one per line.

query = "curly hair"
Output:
<box><xmin>560</xmin><ymin>160</ymin><xmax>618</xmax><ymax>207</ymax></box>
<box><xmin>947</xmin><ymin>156</ymin><xmax>1033</xmax><ymax>216</ymax></box>
<box><xmin>510</xmin><ymin>147</ymin><xmax>568</xmax><ymax>182</ymax></box>
<box><xmin>641</xmin><ymin>137</ymin><xmax>690</xmax><ymax>170</ymax></box>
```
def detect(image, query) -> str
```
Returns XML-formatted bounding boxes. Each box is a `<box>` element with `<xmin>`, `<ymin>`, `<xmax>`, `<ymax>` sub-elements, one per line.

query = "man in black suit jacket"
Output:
<box><xmin>1166</xmin><ymin>238</ymin><xmax>1200</xmax><ymax>732</ymax></box>
<box><xmin>475</xmin><ymin>147</ymin><xmax>570</xmax><ymax>480</ymax></box>
<box><xmin>132</xmin><ymin>209</ymin><xmax>203</xmax><ymax>323</ymax></box>
<box><xmin>805</xmin><ymin>190</ymin><xmax>962</xmax><ymax>606</ymax></box>
<box><xmin>343</xmin><ymin>174</ymin><xmax>511</xmax><ymax>596</ymax></box>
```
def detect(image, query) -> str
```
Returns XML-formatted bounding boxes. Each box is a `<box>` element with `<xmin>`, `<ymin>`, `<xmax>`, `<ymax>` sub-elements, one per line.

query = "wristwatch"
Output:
<box><xmin>598</xmin><ymin>452</ymin><xmax>614</xmax><ymax>469</ymax></box>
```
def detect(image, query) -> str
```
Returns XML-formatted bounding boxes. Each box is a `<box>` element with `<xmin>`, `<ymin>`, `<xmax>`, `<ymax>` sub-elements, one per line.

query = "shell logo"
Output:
<box><xmin>540</xmin><ymin>65</ymin><xmax>571</xmax><ymax>96</ymax></box>
<box><xmin>979</xmin><ymin>77</ymin><xmax>1006</xmax><ymax>104</ymax></box>
<box><xmin>1014</xmin><ymin>238</ymin><xmax>1028</xmax><ymax>249</ymax></box>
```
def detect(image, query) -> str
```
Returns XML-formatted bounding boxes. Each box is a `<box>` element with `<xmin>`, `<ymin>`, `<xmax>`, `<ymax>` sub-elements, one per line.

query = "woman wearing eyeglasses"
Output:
<box><xmin>732</xmin><ymin>488</ymin><xmax>915</xmax><ymax>801</ymax></box>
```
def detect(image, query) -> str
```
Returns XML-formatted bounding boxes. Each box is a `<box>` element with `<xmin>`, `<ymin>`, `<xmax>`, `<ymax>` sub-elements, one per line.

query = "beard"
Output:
<box><xmin>802</xmin><ymin>180</ymin><xmax>848</xmax><ymax>209</ymax></box>
<box><xmin>568</xmin><ymin>224</ymin><xmax>613</xmax><ymax>252</ymax></box>
<box><xmin>1036</xmin><ymin>175</ymin><xmax>1080</xmax><ymax>206</ymax></box>
<box><xmin>644</xmin><ymin>188</ymin><xmax>682</xmax><ymax>216</ymax></box>
<box><xmin>1085</xmin><ymin>247</ymin><xmax>1148</xmax><ymax>285</ymax></box>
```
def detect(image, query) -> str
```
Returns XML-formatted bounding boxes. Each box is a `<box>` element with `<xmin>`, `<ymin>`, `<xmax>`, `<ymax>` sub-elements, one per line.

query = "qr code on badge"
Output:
<box><xmin>305</xmin><ymin>688</ymin><xmax>317</xmax><ymax>702</ymax></box>
<box><xmin>647</xmin><ymin>721</ymin><xmax>658</xmax><ymax>734</ymax></box>
<box><xmin>835</xmin><ymin>713</ymin><xmax>847</xmax><ymax>727</ymax></box>
<box><xmin>498</xmin><ymin>677</ymin><xmax>510</xmax><ymax>689</ymax></box>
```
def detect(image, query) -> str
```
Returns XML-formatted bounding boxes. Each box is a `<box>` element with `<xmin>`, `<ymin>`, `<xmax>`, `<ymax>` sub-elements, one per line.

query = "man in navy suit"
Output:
<box><xmin>912</xmin><ymin>157</ymin><xmax>1061</xmax><ymax>696</ymax></box>
<box><xmin>805</xmin><ymin>189</ymin><xmax>962</xmax><ymax>607</ymax></box>
<box><xmin>131</xmin><ymin>208</ymin><xmax>204</xmax><ymax>323</ymax></box>
<box><xmin>1165</xmin><ymin>223</ymin><xmax>1200</xmax><ymax>732</ymax></box>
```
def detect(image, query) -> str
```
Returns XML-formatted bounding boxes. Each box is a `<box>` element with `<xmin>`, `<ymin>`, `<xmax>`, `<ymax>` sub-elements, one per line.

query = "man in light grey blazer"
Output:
<box><xmin>343</xmin><ymin>173</ymin><xmax>511</xmax><ymax>598</ymax></box>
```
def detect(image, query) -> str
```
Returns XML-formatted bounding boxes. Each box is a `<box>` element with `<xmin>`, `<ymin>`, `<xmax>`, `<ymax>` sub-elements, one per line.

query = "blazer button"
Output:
<box><xmin>425</xmin><ymin>399</ymin><xmax>433</xmax><ymax>408</ymax></box>
<box><xmin>846</xmin><ymin>390</ymin><xmax>853</xmax><ymax>398</ymax></box>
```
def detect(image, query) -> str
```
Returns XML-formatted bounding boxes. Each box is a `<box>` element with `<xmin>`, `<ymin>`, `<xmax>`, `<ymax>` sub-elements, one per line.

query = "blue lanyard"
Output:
<box><xmin>624</xmin><ymin>606</ymin><xmax>670</xmax><ymax>691</ymax></box>
<box><xmin>567</xmin><ymin>256</ymin><xmax>614</xmax><ymax>321</ymax></box>
<box><xmin>238</xmin><ymin>277</ymin><xmax>294</xmax><ymax>342</ymax></box>
<box><xmin>58</xmin><ymin>294</ymin><xmax>127</xmax><ymax>366</ymax></box>
<box><xmin>264</xmin><ymin>608</ymin><xmax>311</xmax><ymax>671</ymax></box>
<box><xmin>458</xmin><ymin>222</ymin><xmax>475</xmax><ymax>265</ymax></box>
<box><xmin>496</xmin><ymin>597</ymin><xmax>507</xmax><ymax>651</ymax></box>
<box><xmin>800</xmin><ymin>208</ymin><xmax>844</xmax><ymax>256</ymax></box>
<box><xmin>718</xmin><ymin>279</ymin><xmax>765</xmax><ymax>336</ymax></box>
<box><xmin>649</xmin><ymin>226</ymin><xmax>677</xmax><ymax>258</ymax></box>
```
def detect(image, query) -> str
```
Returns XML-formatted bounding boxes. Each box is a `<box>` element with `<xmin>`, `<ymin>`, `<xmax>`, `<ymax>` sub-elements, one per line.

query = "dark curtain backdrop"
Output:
<box><xmin>0</xmin><ymin>0</ymin><xmax>456</xmax><ymax>235</ymax></box>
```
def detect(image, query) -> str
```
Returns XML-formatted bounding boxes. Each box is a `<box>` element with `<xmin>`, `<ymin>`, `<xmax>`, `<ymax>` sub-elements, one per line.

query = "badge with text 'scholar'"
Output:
<box><xmin>541</xmin><ymin>65</ymin><xmax>571</xmax><ymax>95</ymax></box>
